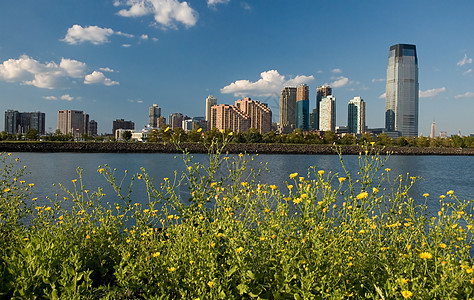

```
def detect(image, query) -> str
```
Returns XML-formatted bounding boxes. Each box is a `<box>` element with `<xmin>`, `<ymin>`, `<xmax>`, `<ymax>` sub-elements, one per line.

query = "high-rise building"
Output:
<box><xmin>157</xmin><ymin>116</ymin><xmax>166</xmax><ymax>129</ymax></box>
<box><xmin>279</xmin><ymin>87</ymin><xmax>297</xmax><ymax>134</ymax></box>
<box><xmin>4</xmin><ymin>110</ymin><xmax>45</xmax><ymax>135</ymax></box>
<box><xmin>430</xmin><ymin>121</ymin><xmax>437</xmax><ymax>138</ymax></box>
<box><xmin>315</xmin><ymin>85</ymin><xmax>332</xmax><ymax>130</ymax></box>
<box><xmin>112</xmin><ymin>119</ymin><xmax>134</xmax><ymax>135</ymax></box>
<box><xmin>149</xmin><ymin>104</ymin><xmax>161</xmax><ymax>127</ymax></box>
<box><xmin>319</xmin><ymin>95</ymin><xmax>336</xmax><ymax>132</ymax></box>
<box><xmin>168</xmin><ymin>113</ymin><xmax>184</xmax><ymax>130</ymax></box>
<box><xmin>235</xmin><ymin>97</ymin><xmax>272</xmax><ymax>134</ymax></box>
<box><xmin>57</xmin><ymin>110</ymin><xmax>89</xmax><ymax>136</ymax></box>
<box><xmin>210</xmin><ymin>104</ymin><xmax>250</xmax><ymax>133</ymax></box>
<box><xmin>296</xmin><ymin>84</ymin><xmax>309</xmax><ymax>131</ymax></box>
<box><xmin>88</xmin><ymin>120</ymin><xmax>98</xmax><ymax>136</ymax></box>
<box><xmin>385</xmin><ymin>44</ymin><xmax>419</xmax><ymax>137</ymax></box>
<box><xmin>347</xmin><ymin>97</ymin><xmax>366</xmax><ymax>135</ymax></box>
<box><xmin>205</xmin><ymin>95</ymin><xmax>217</xmax><ymax>122</ymax></box>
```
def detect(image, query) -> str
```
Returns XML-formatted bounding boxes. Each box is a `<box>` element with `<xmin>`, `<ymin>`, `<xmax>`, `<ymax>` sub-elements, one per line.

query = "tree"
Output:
<box><xmin>340</xmin><ymin>134</ymin><xmax>356</xmax><ymax>145</ymax></box>
<box><xmin>322</xmin><ymin>131</ymin><xmax>337</xmax><ymax>145</ymax></box>
<box><xmin>395</xmin><ymin>136</ymin><xmax>409</xmax><ymax>147</ymax></box>
<box><xmin>25</xmin><ymin>129</ymin><xmax>39</xmax><ymax>141</ymax></box>
<box><xmin>262</xmin><ymin>131</ymin><xmax>278</xmax><ymax>143</ymax></box>
<box><xmin>122</xmin><ymin>130</ymin><xmax>132</xmax><ymax>141</ymax></box>
<box><xmin>376</xmin><ymin>133</ymin><xmax>392</xmax><ymax>146</ymax></box>
<box><xmin>358</xmin><ymin>133</ymin><xmax>374</xmax><ymax>144</ymax></box>
<box><xmin>147</xmin><ymin>129</ymin><xmax>160</xmax><ymax>143</ymax></box>
<box><xmin>246</xmin><ymin>128</ymin><xmax>263</xmax><ymax>143</ymax></box>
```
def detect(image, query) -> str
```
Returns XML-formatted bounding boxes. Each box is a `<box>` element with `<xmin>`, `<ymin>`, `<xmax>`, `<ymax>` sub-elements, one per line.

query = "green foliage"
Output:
<box><xmin>1</xmin><ymin>141</ymin><xmax>474</xmax><ymax>298</ymax></box>
<box><xmin>25</xmin><ymin>129</ymin><xmax>39</xmax><ymax>141</ymax></box>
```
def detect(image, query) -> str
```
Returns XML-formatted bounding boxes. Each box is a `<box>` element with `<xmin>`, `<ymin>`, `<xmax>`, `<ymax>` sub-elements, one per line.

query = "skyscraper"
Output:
<box><xmin>315</xmin><ymin>85</ymin><xmax>332</xmax><ymax>130</ymax></box>
<box><xmin>279</xmin><ymin>87</ymin><xmax>297</xmax><ymax>134</ymax></box>
<box><xmin>113</xmin><ymin>119</ymin><xmax>135</xmax><ymax>136</ymax></box>
<box><xmin>347</xmin><ymin>97</ymin><xmax>366</xmax><ymax>135</ymax></box>
<box><xmin>168</xmin><ymin>113</ymin><xmax>184</xmax><ymax>130</ymax></box>
<box><xmin>296</xmin><ymin>84</ymin><xmax>309</xmax><ymax>131</ymax></box>
<box><xmin>57</xmin><ymin>110</ymin><xmax>89</xmax><ymax>136</ymax></box>
<box><xmin>210</xmin><ymin>104</ymin><xmax>250</xmax><ymax>133</ymax></box>
<box><xmin>385</xmin><ymin>44</ymin><xmax>419</xmax><ymax>137</ymax></box>
<box><xmin>319</xmin><ymin>95</ymin><xmax>336</xmax><ymax>132</ymax></box>
<box><xmin>149</xmin><ymin>104</ymin><xmax>161</xmax><ymax>127</ymax></box>
<box><xmin>4</xmin><ymin>110</ymin><xmax>45</xmax><ymax>135</ymax></box>
<box><xmin>205</xmin><ymin>95</ymin><xmax>217</xmax><ymax>122</ymax></box>
<box><xmin>235</xmin><ymin>97</ymin><xmax>272</xmax><ymax>134</ymax></box>
<box><xmin>430</xmin><ymin>121</ymin><xmax>437</xmax><ymax>138</ymax></box>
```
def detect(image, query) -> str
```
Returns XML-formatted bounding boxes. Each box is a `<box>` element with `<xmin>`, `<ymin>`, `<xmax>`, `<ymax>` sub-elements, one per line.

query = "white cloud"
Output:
<box><xmin>463</xmin><ymin>68</ymin><xmax>472</xmax><ymax>76</ymax></box>
<box><xmin>330</xmin><ymin>76</ymin><xmax>349</xmax><ymax>88</ymax></box>
<box><xmin>220</xmin><ymin>70</ymin><xmax>314</xmax><ymax>97</ymax></box>
<box><xmin>140</xmin><ymin>34</ymin><xmax>149</xmax><ymax>39</ymax></box>
<box><xmin>207</xmin><ymin>0</ymin><xmax>230</xmax><ymax>6</ymax></box>
<box><xmin>0</xmin><ymin>55</ymin><xmax>88</xmax><ymax>89</ymax></box>
<box><xmin>117</xmin><ymin>0</ymin><xmax>198</xmax><ymax>28</ymax></box>
<box><xmin>455</xmin><ymin>92</ymin><xmax>474</xmax><ymax>99</ymax></box>
<box><xmin>241</xmin><ymin>2</ymin><xmax>251</xmax><ymax>10</ymax></box>
<box><xmin>379</xmin><ymin>92</ymin><xmax>386</xmax><ymax>99</ymax></box>
<box><xmin>332</xmin><ymin>68</ymin><xmax>342</xmax><ymax>74</ymax></box>
<box><xmin>99</xmin><ymin>67</ymin><xmax>114</xmax><ymax>72</ymax></box>
<box><xmin>457</xmin><ymin>54</ymin><xmax>472</xmax><ymax>66</ymax></box>
<box><xmin>116</xmin><ymin>31</ymin><xmax>135</xmax><ymax>38</ymax></box>
<box><xmin>43</xmin><ymin>96</ymin><xmax>58</xmax><ymax>100</ymax></box>
<box><xmin>152</xmin><ymin>37</ymin><xmax>159</xmax><ymax>42</ymax></box>
<box><xmin>84</xmin><ymin>71</ymin><xmax>119</xmax><ymax>86</ymax></box>
<box><xmin>122</xmin><ymin>44</ymin><xmax>132</xmax><ymax>47</ymax></box>
<box><xmin>419</xmin><ymin>87</ymin><xmax>446</xmax><ymax>98</ymax></box>
<box><xmin>371</xmin><ymin>78</ymin><xmax>385</xmax><ymax>83</ymax></box>
<box><xmin>62</xmin><ymin>25</ymin><xmax>115</xmax><ymax>45</ymax></box>
<box><xmin>60</xmin><ymin>94</ymin><xmax>74</xmax><ymax>101</ymax></box>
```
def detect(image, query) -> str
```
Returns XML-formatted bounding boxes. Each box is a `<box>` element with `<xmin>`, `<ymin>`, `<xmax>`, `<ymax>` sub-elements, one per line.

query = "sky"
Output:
<box><xmin>0</xmin><ymin>0</ymin><xmax>473</xmax><ymax>136</ymax></box>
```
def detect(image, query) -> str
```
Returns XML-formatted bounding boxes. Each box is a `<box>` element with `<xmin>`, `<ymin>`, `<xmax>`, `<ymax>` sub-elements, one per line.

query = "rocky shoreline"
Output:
<box><xmin>1</xmin><ymin>141</ymin><xmax>474</xmax><ymax>155</ymax></box>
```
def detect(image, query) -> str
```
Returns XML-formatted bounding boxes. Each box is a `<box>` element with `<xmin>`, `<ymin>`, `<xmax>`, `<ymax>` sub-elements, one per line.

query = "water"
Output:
<box><xmin>9</xmin><ymin>152</ymin><xmax>474</xmax><ymax>215</ymax></box>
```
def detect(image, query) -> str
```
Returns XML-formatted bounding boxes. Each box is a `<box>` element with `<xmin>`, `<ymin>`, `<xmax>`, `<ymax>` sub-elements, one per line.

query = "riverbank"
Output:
<box><xmin>1</xmin><ymin>141</ymin><xmax>474</xmax><ymax>155</ymax></box>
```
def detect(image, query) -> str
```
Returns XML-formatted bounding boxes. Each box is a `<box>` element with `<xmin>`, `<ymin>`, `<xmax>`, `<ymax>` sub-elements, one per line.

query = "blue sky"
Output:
<box><xmin>0</xmin><ymin>0</ymin><xmax>473</xmax><ymax>136</ymax></box>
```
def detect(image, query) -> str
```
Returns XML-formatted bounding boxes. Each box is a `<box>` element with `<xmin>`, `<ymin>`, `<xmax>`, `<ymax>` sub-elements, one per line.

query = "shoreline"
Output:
<box><xmin>1</xmin><ymin>141</ymin><xmax>473</xmax><ymax>155</ymax></box>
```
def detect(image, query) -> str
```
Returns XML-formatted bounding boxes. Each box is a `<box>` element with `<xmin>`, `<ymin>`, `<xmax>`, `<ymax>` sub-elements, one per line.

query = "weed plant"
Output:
<box><xmin>0</xmin><ymin>133</ymin><xmax>474</xmax><ymax>299</ymax></box>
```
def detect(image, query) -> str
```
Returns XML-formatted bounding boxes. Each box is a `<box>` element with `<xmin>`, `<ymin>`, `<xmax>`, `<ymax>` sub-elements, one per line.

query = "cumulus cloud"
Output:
<box><xmin>0</xmin><ymin>55</ymin><xmax>87</xmax><ymax>89</ymax></box>
<box><xmin>332</xmin><ymin>68</ymin><xmax>342</xmax><ymax>74</ymax></box>
<box><xmin>419</xmin><ymin>87</ymin><xmax>446</xmax><ymax>98</ymax></box>
<box><xmin>84</xmin><ymin>71</ymin><xmax>119</xmax><ymax>86</ymax></box>
<box><xmin>61</xmin><ymin>94</ymin><xmax>74</xmax><ymax>101</ymax></box>
<box><xmin>99</xmin><ymin>67</ymin><xmax>114</xmax><ymax>72</ymax></box>
<box><xmin>220</xmin><ymin>70</ymin><xmax>314</xmax><ymax>97</ymax></box>
<box><xmin>455</xmin><ymin>92</ymin><xmax>474</xmax><ymax>99</ymax></box>
<box><xmin>140</xmin><ymin>34</ymin><xmax>149</xmax><ymax>39</ymax></box>
<box><xmin>62</xmin><ymin>25</ymin><xmax>115</xmax><ymax>45</ymax></box>
<box><xmin>43</xmin><ymin>96</ymin><xmax>58</xmax><ymax>100</ymax></box>
<box><xmin>371</xmin><ymin>78</ymin><xmax>385</xmax><ymax>83</ymax></box>
<box><xmin>122</xmin><ymin>44</ymin><xmax>132</xmax><ymax>47</ymax></box>
<box><xmin>457</xmin><ymin>54</ymin><xmax>472</xmax><ymax>66</ymax></box>
<box><xmin>116</xmin><ymin>0</ymin><xmax>198</xmax><ymax>28</ymax></box>
<box><xmin>330</xmin><ymin>76</ymin><xmax>349</xmax><ymax>88</ymax></box>
<box><xmin>379</xmin><ymin>92</ymin><xmax>386</xmax><ymax>99</ymax></box>
<box><xmin>463</xmin><ymin>68</ymin><xmax>472</xmax><ymax>76</ymax></box>
<box><xmin>207</xmin><ymin>0</ymin><xmax>230</xmax><ymax>6</ymax></box>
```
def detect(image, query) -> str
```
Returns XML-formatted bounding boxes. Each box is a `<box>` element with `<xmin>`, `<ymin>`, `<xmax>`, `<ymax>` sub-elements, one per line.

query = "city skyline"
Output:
<box><xmin>1</xmin><ymin>1</ymin><xmax>473</xmax><ymax>135</ymax></box>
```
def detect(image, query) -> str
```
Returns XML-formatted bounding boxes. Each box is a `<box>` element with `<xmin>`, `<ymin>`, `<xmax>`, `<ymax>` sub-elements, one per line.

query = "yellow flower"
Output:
<box><xmin>153</xmin><ymin>252</ymin><xmax>160</xmax><ymax>257</ymax></box>
<box><xmin>98</xmin><ymin>168</ymin><xmax>105</xmax><ymax>174</ymax></box>
<box><xmin>401</xmin><ymin>290</ymin><xmax>413</xmax><ymax>298</ymax></box>
<box><xmin>167</xmin><ymin>215</ymin><xmax>174</xmax><ymax>219</ymax></box>
<box><xmin>269</xmin><ymin>184</ymin><xmax>277</xmax><ymax>190</ymax></box>
<box><xmin>287</xmin><ymin>184</ymin><xmax>293</xmax><ymax>190</ymax></box>
<box><xmin>197</xmin><ymin>128</ymin><xmax>202</xmax><ymax>132</ymax></box>
<box><xmin>187</xmin><ymin>166</ymin><xmax>193</xmax><ymax>171</ymax></box>
<box><xmin>86</xmin><ymin>235</ymin><xmax>90</xmax><ymax>239</ymax></box>
<box><xmin>356</xmin><ymin>191</ymin><xmax>369</xmax><ymax>199</ymax></box>
<box><xmin>28</xmin><ymin>183</ymin><xmax>34</xmax><ymax>187</ymax></box>
<box><xmin>293</xmin><ymin>198</ymin><xmax>302</xmax><ymax>204</ymax></box>
<box><xmin>207</xmin><ymin>281</ymin><xmax>214</xmax><ymax>288</ymax></box>
<box><xmin>440</xmin><ymin>195</ymin><xmax>446</xmax><ymax>199</ymax></box>
<box><xmin>318</xmin><ymin>170</ymin><xmax>324</xmax><ymax>175</ymax></box>
<box><xmin>168</xmin><ymin>267</ymin><xmax>176</xmax><ymax>272</ymax></box>
<box><xmin>72</xmin><ymin>179</ymin><xmax>77</xmax><ymax>183</ymax></box>
<box><xmin>228</xmin><ymin>131</ymin><xmax>233</xmax><ymax>136</ymax></box>
<box><xmin>439</xmin><ymin>243</ymin><xmax>447</xmax><ymax>249</ymax></box>
<box><xmin>419</xmin><ymin>252</ymin><xmax>433</xmax><ymax>259</ymax></box>
<box><xmin>447</xmin><ymin>190</ymin><xmax>454</xmax><ymax>195</ymax></box>
<box><xmin>289</xmin><ymin>172</ymin><xmax>298</xmax><ymax>179</ymax></box>
<box><xmin>401</xmin><ymin>278</ymin><xmax>410</xmax><ymax>284</ymax></box>
<box><xmin>3</xmin><ymin>188</ymin><xmax>11</xmax><ymax>193</ymax></box>
<box><xmin>236</xmin><ymin>246</ymin><xmax>244</xmax><ymax>253</ymax></box>
<box><xmin>210</xmin><ymin>243</ymin><xmax>216</xmax><ymax>248</ymax></box>
<box><xmin>423</xmin><ymin>193</ymin><xmax>429</xmax><ymax>197</ymax></box>
<box><xmin>44</xmin><ymin>206</ymin><xmax>51</xmax><ymax>211</ymax></box>
<box><xmin>338</xmin><ymin>177</ymin><xmax>346</xmax><ymax>183</ymax></box>
<box><xmin>385</xmin><ymin>168</ymin><xmax>391</xmax><ymax>172</ymax></box>
<box><xmin>164</xmin><ymin>127</ymin><xmax>170</xmax><ymax>132</ymax></box>
<box><xmin>372</xmin><ymin>187</ymin><xmax>379</xmax><ymax>194</ymax></box>
<box><xmin>300</xmin><ymin>193</ymin><xmax>308</xmax><ymax>199</ymax></box>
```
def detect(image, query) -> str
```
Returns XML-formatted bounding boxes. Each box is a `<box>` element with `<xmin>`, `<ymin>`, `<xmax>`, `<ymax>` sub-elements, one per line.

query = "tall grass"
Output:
<box><xmin>0</xmin><ymin>135</ymin><xmax>473</xmax><ymax>299</ymax></box>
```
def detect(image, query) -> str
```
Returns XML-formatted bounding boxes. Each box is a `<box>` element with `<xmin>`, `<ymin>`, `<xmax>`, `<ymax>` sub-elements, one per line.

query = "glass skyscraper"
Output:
<box><xmin>296</xmin><ymin>84</ymin><xmax>309</xmax><ymax>131</ymax></box>
<box><xmin>385</xmin><ymin>44</ymin><xmax>419</xmax><ymax>137</ymax></box>
<box><xmin>348</xmin><ymin>97</ymin><xmax>365</xmax><ymax>135</ymax></box>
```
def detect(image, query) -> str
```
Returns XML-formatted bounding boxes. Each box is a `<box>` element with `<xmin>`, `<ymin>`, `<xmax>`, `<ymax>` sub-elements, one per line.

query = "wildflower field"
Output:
<box><xmin>1</xmin><ymin>138</ymin><xmax>474</xmax><ymax>299</ymax></box>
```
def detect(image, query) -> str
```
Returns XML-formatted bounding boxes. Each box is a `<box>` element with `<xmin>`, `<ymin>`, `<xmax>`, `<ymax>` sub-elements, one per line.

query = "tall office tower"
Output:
<box><xmin>296</xmin><ymin>84</ymin><xmax>309</xmax><ymax>131</ymax></box>
<box><xmin>235</xmin><ymin>97</ymin><xmax>272</xmax><ymax>134</ymax></box>
<box><xmin>157</xmin><ymin>116</ymin><xmax>166</xmax><ymax>129</ymax></box>
<box><xmin>112</xmin><ymin>119</ymin><xmax>135</xmax><ymax>135</ymax></box>
<box><xmin>279</xmin><ymin>87</ymin><xmax>297</xmax><ymax>133</ymax></box>
<box><xmin>430</xmin><ymin>121</ymin><xmax>437</xmax><ymax>138</ymax></box>
<box><xmin>319</xmin><ymin>95</ymin><xmax>336</xmax><ymax>132</ymax></box>
<box><xmin>149</xmin><ymin>104</ymin><xmax>161</xmax><ymax>127</ymax></box>
<box><xmin>316</xmin><ymin>85</ymin><xmax>332</xmax><ymax>130</ymax></box>
<box><xmin>4</xmin><ymin>110</ymin><xmax>46</xmax><ymax>135</ymax></box>
<box><xmin>210</xmin><ymin>104</ymin><xmax>251</xmax><ymax>133</ymax></box>
<box><xmin>168</xmin><ymin>113</ymin><xmax>184</xmax><ymax>130</ymax></box>
<box><xmin>385</xmin><ymin>44</ymin><xmax>419</xmax><ymax>137</ymax></box>
<box><xmin>347</xmin><ymin>97</ymin><xmax>366</xmax><ymax>135</ymax></box>
<box><xmin>205</xmin><ymin>95</ymin><xmax>217</xmax><ymax>122</ymax></box>
<box><xmin>88</xmin><ymin>120</ymin><xmax>98</xmax><ymax>136</ymax></box>
<box><xmin>57</xmin><ymin>110</ymin><xmax>89</xmax><ymax>136</ymax></box>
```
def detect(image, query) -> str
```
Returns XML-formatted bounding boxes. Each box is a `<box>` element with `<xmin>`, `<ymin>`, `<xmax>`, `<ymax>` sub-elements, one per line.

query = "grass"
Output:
<box><xmin>1</xmin><ymin>135</ymin><xmax>473</xmax><ymax>299</ymax></box>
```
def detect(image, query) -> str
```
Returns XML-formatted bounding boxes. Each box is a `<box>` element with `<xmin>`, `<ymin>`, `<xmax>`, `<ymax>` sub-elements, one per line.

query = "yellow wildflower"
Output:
<box><xmin>423</xmin><ymin>193</ymin><xmax>429</xmax><ymax>197</ymax></box>
<box><xmin>197</xmin><ymin>128</ymin><xmax>202</xmax><ymax>132</ymax></box>
<box><xmin>164</xmin><ymin>127</ymin><xmax>170</xmax><ymax>132</ymax></box>
<box><xmin>168</xmin><ymin>267</ymin><xmax>176</xmax><ymax>272</ymax></box>
<box><xmin>318</xmin><ymin>170</ymin><xmax>324</xmax><ymax>175</ymax></box>
<box><xmin>439</xmin><ymin>243</ymin><xmax>447</xmax><ymax>249</ymax></box>
<box><xmin>207</xmin><ymin>281</ymin><xmax>214</xmax><ymax>288</ymax></box>
<box><xmin>3</xmin><ymin>188</ymin><xmax>11</xmax><ymax>193</ymax></box>
<box><xmin>236</xmin><ymin>246</ymin><xmax>244</xmax><ymax>253</ymax></box>
<box><xmin>289</xmin><ymin>172</ymin><xmax>298</xmax><ymax>179</ymax></box>
<box><xmin>372</xmin><ymin>187</ymin><xmax>379</xmax><ymax>194</ymax></box>
<box><xmin>385</xmin><ymin>168</ymin><xmax>391</xmax><ymax>172</ymax></box>
<box><xmin>338</xmin><ymin>177</ymin><xmax>346</xmax><ymax>183</ymax></box>
<box><xmin>447</xmin><ymin>190</ymin><xmax>454</xmax><ymax>195</ymax></box>
<box><xmin>419</xmin><ymin>252</ymin><xmax>433</xmax><ymax>259</ymax></box>
<box><xmin>293</xmin><ymin>198</ymin><xmax>302</xmax><ymax>204</ymax></box>
<box><xmin>153</xmin><ymin>252</ymin><xmax>160</xmax><ymax>257</ymax></box>
<box><xmin>269</xmin><ymin>184</ymin><xmax>277</xmax><ymax>190</ymax></box>
<box><xmin>401</xmin><ymin>290</ymin><xmax>413</xmax><ymax>298</ymax></box>
<box><xmin>356</xmin><ymin>191</ymin><xmax>369</xmax><ymax>199</ymax></box>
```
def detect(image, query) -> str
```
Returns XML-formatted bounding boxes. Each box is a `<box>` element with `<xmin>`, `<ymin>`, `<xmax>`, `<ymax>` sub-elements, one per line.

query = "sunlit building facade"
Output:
<box><xmin>319</xmin><ymin>95</ymin><xmax>336</xmax><ymax>132</ymax></box>
<box><xmin>279</xmin><ymin>87</ymin><xmax>297</xmax><ymax>134</ymax></box>
<box><xmin>296</xmin><ymin>84</ymin><xmax>309</xmax><ymax>131</ymax></box>
<box><xmin>235</xmin><ymin>97</ymin><xmax>272</xmax><ymax>134</ymax></box>
<box><xmin>347</xmin><ymin>97</ymin><xmax>366</xmax><ymax>135</ymax></box>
